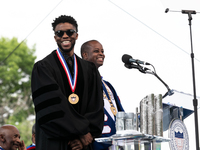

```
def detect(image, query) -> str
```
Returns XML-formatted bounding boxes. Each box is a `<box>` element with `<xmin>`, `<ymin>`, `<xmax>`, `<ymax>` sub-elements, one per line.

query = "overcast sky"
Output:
<box><xmin>1</xmin><ymin>0</ymin><xmax>200</xmax><ymax>149</ymax></box>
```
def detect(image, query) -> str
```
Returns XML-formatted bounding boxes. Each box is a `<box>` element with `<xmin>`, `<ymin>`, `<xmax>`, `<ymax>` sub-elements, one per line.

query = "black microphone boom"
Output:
<box><xmin>122</xmin><ymin>54</ymin><xmax>150</xmax><ymax>65</ymax></box>
<box><xmin>122</xmin><ymin>54</ymin><xmax>174</xmax><ymax>98</ymax></box>
<box><xmin>124</xmin><ymin>63</ymin><xmax>149</xmax><ymax>73</ymax></box>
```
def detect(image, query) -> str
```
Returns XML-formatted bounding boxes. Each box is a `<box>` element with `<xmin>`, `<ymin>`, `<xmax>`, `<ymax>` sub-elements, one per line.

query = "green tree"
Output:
<box><xmin>0</xmin><ymin>37</ymin><xmax>36</xmax><ymax>126</ymax></box>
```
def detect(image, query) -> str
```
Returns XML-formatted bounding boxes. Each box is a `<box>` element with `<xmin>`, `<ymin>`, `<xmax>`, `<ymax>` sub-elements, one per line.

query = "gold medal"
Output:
<box><xmin>68</xmin><ymin>93</ymin><xmax>79</xmax><ymax>104</ymax></box>
<box><xmin>110</xmin><ymin>107</ymin><xmax>117</xmax><ymax>116</ymax></box>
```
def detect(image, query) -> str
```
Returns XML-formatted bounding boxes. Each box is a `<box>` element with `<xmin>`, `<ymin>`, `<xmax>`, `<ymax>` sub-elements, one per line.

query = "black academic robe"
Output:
<box><xmin>31</xmin><ymin>50</ymin><xmax>104</xmax><ymax>150</ymax></box>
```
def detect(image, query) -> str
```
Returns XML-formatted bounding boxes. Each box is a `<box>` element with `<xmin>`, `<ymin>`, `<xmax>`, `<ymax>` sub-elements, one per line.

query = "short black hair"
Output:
<box><xmin>81</xmin><ymin>40</ymin><xmax>99</xmax><ymax>58</ymax></box>
<box><xmin>52</xmin><ymin>15</ymin><xmax>78</xmax><ymax>32</ymax></box>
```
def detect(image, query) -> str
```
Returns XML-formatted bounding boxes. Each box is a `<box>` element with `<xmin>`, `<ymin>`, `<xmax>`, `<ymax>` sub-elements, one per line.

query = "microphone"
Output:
<box><xmin>165</xmin><ymin>8</ymin><xmax>169</xmax><ymax>13</ymax></box>
<box><xmin>124</xmin><ymin>63</ymin><xmax>139</xmax><ymax>69</ymax></box>
<box><xmin>124</xmin><ymin>62</ymin><xmax>150</xmax><ymax>74</ymax></box>
<box><xmin>122</xmin><ymin>54</ymin><xmax>150</xmax><ymax>65</ymax></box>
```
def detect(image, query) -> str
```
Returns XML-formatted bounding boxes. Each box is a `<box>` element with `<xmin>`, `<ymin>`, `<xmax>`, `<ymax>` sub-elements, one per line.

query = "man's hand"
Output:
<box><xmin>79</xmin><ymin>132</ymin><xmax>93</xmax><ymax>148</ymax></box>
<box><xmin>18</xmin><ymin>140</ymin><xmax>26</xmax><ymax>150</ymax></box>
<box><xmin>68</xmin><ymin>139</ymin><xmax>83</xmax><ymax>150</ymax></box>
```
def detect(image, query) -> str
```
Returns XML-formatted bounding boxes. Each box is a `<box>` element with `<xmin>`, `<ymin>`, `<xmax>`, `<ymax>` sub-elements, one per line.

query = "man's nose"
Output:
<box><xmin>99</xmin><ymin>52</ymin><xmax>104</xmax><ymax>56</ymax></box>
<box><xmin>16</xmin><ymin>137</ymin><xmax>21</xmax><ymax>143</ymax></box>
<box><xmin>63</xmin><ymin>32</ymin><xmax>69</xmax><ymax>38</ymax></box>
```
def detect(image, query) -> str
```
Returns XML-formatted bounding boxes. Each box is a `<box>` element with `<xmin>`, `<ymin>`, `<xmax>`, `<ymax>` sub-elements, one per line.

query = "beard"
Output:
<box><xmin>57</xmin><ymin>41</ymin><xmax>76</xmax><ymax>53</ymax></box>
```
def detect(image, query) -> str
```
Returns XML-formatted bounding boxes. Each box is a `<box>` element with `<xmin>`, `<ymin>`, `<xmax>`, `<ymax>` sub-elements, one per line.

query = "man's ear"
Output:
<box><xmin>75</xmin><ymin>33</ymin><xmax>78</xmax><ymax>40</ymax></box>
<box><xmin>54</xmin><ymin>35</ymin><xmax>57</xmax><ymax>41</ymax></box>
<box><xmin>82</xmin><ymin>52</ymin><xmax>88</xmax><ymax>60</ymax></box>
<box><xmin>0</xmin><ymin>134</ymin><xmax>6</xmax><ymax>143</ymax></box>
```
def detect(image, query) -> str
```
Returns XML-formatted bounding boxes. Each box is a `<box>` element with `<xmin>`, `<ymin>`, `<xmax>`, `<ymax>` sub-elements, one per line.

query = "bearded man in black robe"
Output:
<box><xmin>31</xmin><ymin>15</ymin><xmax>104</xmax><ymax>150</ymax></box>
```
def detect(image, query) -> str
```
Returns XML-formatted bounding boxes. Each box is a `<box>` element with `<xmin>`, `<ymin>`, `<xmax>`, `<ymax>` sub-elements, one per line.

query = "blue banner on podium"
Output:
<box><xmin>162</xmin><ymin>89</ymin><xmax>200</xmax><ymax>131</ymax></box>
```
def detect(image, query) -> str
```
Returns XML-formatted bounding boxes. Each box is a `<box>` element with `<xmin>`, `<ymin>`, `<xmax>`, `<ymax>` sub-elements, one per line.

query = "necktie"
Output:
<box><xmin>61</xmin><ymin>52</ymin><xmax>74</xmax><ymax>78</ymax></box>
<box><xmin>67</xmin><ymin>57</ymin><xmax>74</xmax><ymax>78</ymax></box>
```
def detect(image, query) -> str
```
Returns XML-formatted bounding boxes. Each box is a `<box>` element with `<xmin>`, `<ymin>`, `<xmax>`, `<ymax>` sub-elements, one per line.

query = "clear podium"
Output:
<box><xmin>95</xmin><ymin>130</ymin><xmax>170</xmax><ymax>150</ymax></box>
<box><xmin>95</xmin><ymin>90</ymin><xmax>197</xmax><ymax>150</ymax></box>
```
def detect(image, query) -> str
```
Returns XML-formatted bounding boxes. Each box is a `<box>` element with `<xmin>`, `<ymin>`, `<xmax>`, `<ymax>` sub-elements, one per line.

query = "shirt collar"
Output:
<box><xmin>0</xmin><ymin>146</ymin><xmax>4</xmax><ymax>150</ymax></box>
<box><xmin>61</xmin><ymin>52</ymin><xmax>74</xmax><ymax>61</ymax></box>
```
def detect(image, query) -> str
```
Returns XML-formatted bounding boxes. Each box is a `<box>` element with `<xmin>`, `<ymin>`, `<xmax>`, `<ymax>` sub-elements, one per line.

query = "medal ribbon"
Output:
<box><xmin>56</xmin><ymin>48</ymin><xmax>78</xmax><ymax>93</ymax></box>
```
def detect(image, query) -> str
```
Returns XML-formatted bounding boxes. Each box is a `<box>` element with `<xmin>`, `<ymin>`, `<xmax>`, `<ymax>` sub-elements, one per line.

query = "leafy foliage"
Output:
<box><xmin>0</xmin><ymin>37</ymin><xmax>36</xmax><ymax>125</ymax></box>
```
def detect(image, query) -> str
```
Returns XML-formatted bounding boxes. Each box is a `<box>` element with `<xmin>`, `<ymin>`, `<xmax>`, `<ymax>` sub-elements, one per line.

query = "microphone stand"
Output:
<box><xmin>124</xmin><ymin>63</ymin><xmax>174</xmax><ymax>98</ymax></box>
<box><xmin>142</xmin><ymin>68</ymin><xmax>174</xmax><ymax>99</ymax></box>
<box><xmin>165</xmin><ymin>8</ymin><xmax>199</xmax><ymax>149</ymax></box>
<box><xmin>182</xmin><ymin>10</ymin><xmax>199</xmax><ymax>150</ymax></box>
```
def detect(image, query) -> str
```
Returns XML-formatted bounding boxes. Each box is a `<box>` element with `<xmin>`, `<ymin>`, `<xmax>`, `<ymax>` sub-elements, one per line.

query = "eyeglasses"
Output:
<box><xmin>55</xmin><ymin>29</ymin><xmax>76</xmax><ymax>37</ymax></box>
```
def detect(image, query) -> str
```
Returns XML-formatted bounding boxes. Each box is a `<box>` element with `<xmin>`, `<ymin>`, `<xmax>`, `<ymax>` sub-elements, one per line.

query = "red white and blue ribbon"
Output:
<box><xmin>56</xmin><ymin>48</ymin><xmax>78</xmax><ymax>93</ymax></box>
